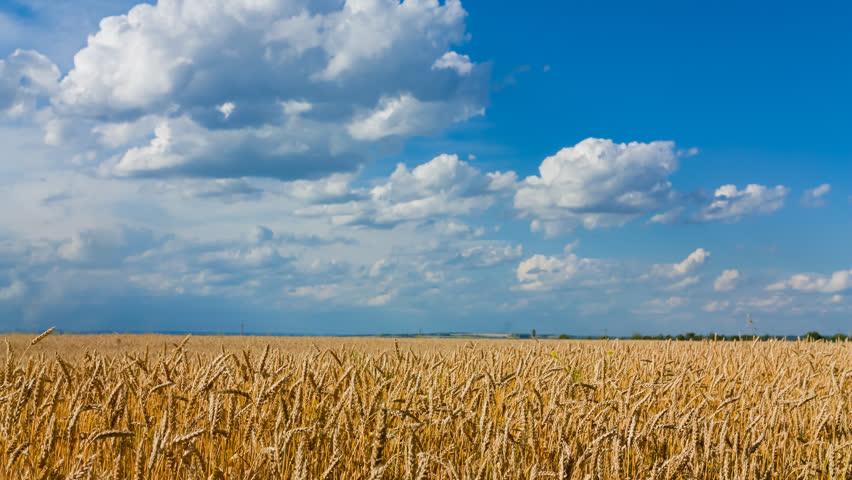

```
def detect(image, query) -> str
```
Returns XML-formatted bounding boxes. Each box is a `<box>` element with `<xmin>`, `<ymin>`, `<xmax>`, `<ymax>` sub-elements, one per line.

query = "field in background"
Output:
<box><xmin>3</xmin><ymin>333</ymin><xmax>533</xmax><ymax>359</ymax></box>
<box><xmin>2</xmin><ymin>333</ymin><xmax>851</xmax><ymax>479</ymax></box>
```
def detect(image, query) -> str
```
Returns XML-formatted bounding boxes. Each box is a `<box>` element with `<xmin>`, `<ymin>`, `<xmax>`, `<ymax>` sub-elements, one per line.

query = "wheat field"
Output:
<box><xmin>1</xmin><ymin>331</ymin><xmax>851</xmax><ymax>479</ymax></box>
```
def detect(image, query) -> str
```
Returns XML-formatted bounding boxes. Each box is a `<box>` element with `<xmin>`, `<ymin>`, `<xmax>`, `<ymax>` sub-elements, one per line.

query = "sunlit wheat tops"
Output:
<box><xmin>1</xmin><ymin>334</ymin><xmax>851</xmax><ymax>479</ymax></box>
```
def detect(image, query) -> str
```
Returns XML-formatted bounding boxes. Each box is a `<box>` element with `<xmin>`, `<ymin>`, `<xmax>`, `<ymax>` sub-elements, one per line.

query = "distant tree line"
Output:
<box><xmin>551</xmin><ymin>331</ymin><xmax>851</xmax><ymax>342</ymax></box>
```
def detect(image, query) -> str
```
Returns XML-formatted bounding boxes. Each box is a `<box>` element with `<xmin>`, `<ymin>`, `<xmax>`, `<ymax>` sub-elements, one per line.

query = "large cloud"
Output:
<box><xmin>514</xmin><ymin>139</ymin><xmax>791</xmax><ymax>235</ymax></box>
<box><xmin>515</xmin><ymin>246</ymin><xmax>614</xmax><ymax>292</ymax></box>
<box><xmin>517</xmin><ymin>246</ymin><xmax>712</xmax><ymax>292</ymax></box>
<box><xmin>296</xmin><ymin>153</ymin><xmax>515</xmax><ymax>226</ymax></box>
<box><xmin>767</xmin><ymin>269</ymin><xmax>852</xmax><ymax>294</ymax></box>
<box><xmin>514</xmin><ymin>138</ymin><xmax>680</xmax><ymax>236</ymax></box>
<box><xmin>1</xmin><ymin>4</ymin><xmax>849</xmax><ymax>335</ymax></box>
<box><xmin>56</xmin><ymin>226</ymin><xmax>165</xmax><ymax>267</ymax></box>
<box><xmin>693</xmin><ymin>184</ymin><xmax>789</xmax><ymax>222</ymax></box>
<box><xmin>510</xmin><ymin>138</ymin><xmax>796</xmax><ymax>235</ymax></box>
<box><xmin>41</xmin><ymin>0</ymin><xmax>488</xmax><ymax>180</ymax></box>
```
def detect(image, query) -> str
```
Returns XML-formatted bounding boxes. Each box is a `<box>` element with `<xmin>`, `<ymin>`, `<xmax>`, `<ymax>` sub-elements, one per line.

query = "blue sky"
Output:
<box><xmin>0</xmin><ymin>0</ymin><xmax>850</xmax><ymax>335</ymax></box>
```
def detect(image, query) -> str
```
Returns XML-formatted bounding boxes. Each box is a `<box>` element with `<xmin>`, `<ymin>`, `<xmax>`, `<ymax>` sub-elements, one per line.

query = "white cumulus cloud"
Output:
<box><xmin>217</xmin><ymin>102</ymin><xmax>235</xmax><ymax>120</ymax></box>
<box><xmin>694</xmin><ymin>184</ymin><xmax>789</xmax><ymax>222</ymax></box>
<box><xmin>432</xmin><ymin>51</ymin><xmax>474</xmax><ymax>75</ymax></box>
<box><xmin>0</xmin><ymin>49</ymin><xmax>60</xmax><ymax>117</ymax></box>
<box><xmin>34</xmin><ymin>0</ymin><xmax>488</xmax><ymax>181</ymax></box>
<box><xmin>514</xmin><ymin>138</ymin><xmax>679</xmax><ymax>236</ymax></box>
<box><xmin>515</xmin><ymin>252</ymin><xmax>611</xmax><ymax>291</ymax></box>
<box><xmin>714</xmin><ymin>269</ymin><xmax>740</xmax><ymax>292</ymax></box>
<box><xmin>649</xmin><ymin>248</ymin><xmax>710</xmax><ymax>278</ymax></box>
<box><xmin>347</xmin><ymin>93</ymin><xmax>483</xmax><ymax>141</ymax></box>
<box><xmin>297</xmin><ymin>153</ymin><xmax>514</xmax><ymax>227</ymax></box>
<box><xmin>766</xmin><ymin>269</ymin><xmax>852</xmax><ymax>293</ymax></box>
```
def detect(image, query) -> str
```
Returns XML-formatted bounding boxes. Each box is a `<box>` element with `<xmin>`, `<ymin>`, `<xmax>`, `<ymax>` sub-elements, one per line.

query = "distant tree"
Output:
<box><xmin>804</xmin><ymin>331</ymin><xmax>823</xmax><ymax>341</ymax></box>
<box><xmin>558</xmin><ymin>334</ymin><xmax>570</xmax><ymax>339</ymax></box>
<box><xmin>631</xmin><ymin>332</ymin><xmax>642</xmax><ymax>340</ymax></box>
<box><xmin>531</xmin><ymin>329</ymin><xmax>537</xmax><ymax>339</ymax></box>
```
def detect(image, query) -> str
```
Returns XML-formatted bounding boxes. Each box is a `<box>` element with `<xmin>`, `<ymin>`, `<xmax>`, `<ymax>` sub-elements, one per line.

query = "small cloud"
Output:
<box><xmin>487</xmin><ymin>170</ymin><xmax>518</xmax><ymax>192</ymax></box>
<box><xmin>665</xmin><ymin>276</ymin><xmax>700</xmax><ymax>291</ymax></box>
<box><xmin>369</xmin><ymin>259</ymin><xmax>391</xmax><ymax>278</ymax></box>
<box><xmin>635</xmin><ymin>296</ymin><xmax>687</xmax><ymax>315</ymax></box>
<box><xmin>647</xmin><ymin>207</ymin><xmax>685</xmax><ymax>225</ymax></box>
<box><xmin>282</xmin><ymin>100</ymin><xmax>312</xmax><ymax>116</ymax></box>
<box><xmin>438</xmin><ymin>221</ymin><xmax>474</xmax><ymax>237</ymax></box>
<box><xmin>542</xmin><ymin>65</ymin><xmax>551</xmax><ymax>72</ymax></box>
<box><xmin>714</xmin><ymin>269</ymin><xmax>740</xmax><ymax>292</ymax></box>
<box><xmin>801</xmin><ymin>183</ymin><xmax>830</xmax><ymax>208</ymax></box>
<box><xmin>367</xmin><ymin>292</ymin><xmax>394</xmax><ymax>306</ymax></box>
<box><xmin>669</xmin><ymin>248</ymin><xmax>710</xmax><ymax>277</ymax></box>
<box><xmin>431</xmin><ymin>51</ymin><xmax>473</xmax><ymax>76</ymax></box>
<box><xmin>677</xmin><ymin>147</ymin><xmax>699</xmax><ymax>157</ymax></box>
<box><xmin>468</xmin><ymin>154</ymin><xmax>476</xmax><ymax>160</ymax></box>
<box><xmin>217</xmin><ymin>102</ymin><xmax>235</xmax><ymax>119</ymax></box>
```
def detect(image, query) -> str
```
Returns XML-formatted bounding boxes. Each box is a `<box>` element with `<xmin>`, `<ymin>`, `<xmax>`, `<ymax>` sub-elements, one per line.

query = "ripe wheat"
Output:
<box><xmin>1</xmin><ymin>331</ymin><xmax>851</xmax><ymax>479</ymax></box>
